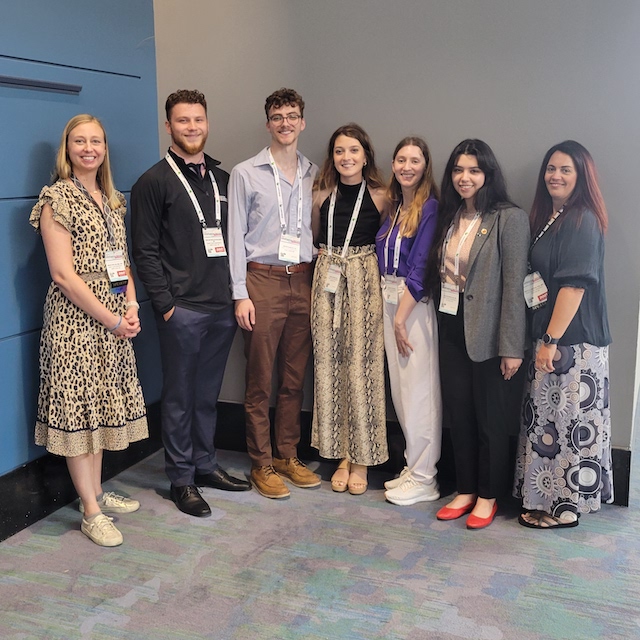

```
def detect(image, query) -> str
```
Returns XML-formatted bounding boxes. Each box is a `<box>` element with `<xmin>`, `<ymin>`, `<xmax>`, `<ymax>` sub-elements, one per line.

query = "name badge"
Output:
<box><xmin>324</xmin><ymin>263</ymin><xmax>342</xmax><ymax>293</ymax></box>
<box><xmin>438</xmin><ymin>282</ymin><xmax>459</xmax><ymax>315</ymax></box>
<box><xmin>278</xmin><ymin>234</ymin><xmax>301</xmax><ymax>263</ymax></box>
<box><xmin>523</xmin><ymin>271</ymin><xmax>548</xmax><ymax>309</ymax></box>
<box><xmin>203</xmin><ymin>227</ymin><xmax>227</xmax><ymax>257</ymax></box>
<box><xmin>382</xmin><ymin>275</ymin><xmax>399</xmax><ymax>305</ymax></box>
<box><xmin>105</xmin><ymin>249</ymin><xmax>128</xmax><ymax>294</ymax></box>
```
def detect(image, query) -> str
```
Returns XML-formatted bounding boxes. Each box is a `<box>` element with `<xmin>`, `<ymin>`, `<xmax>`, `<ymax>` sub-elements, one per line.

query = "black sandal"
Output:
<box><xmin>518</xmin><ymin>511</ymin><xmax>579</xmax><ymax>529</ymax></box>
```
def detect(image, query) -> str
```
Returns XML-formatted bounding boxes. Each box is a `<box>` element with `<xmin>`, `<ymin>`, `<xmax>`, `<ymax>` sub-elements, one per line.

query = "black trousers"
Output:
<box><xmin>155</xmin><ymin>304</ymin><xmax>237</xmax><ymax>486</ymax></box>
<box><xmin>438</xmin><ymin>303</ymin><xmax>525</xmax><ymax>499</ymax></box>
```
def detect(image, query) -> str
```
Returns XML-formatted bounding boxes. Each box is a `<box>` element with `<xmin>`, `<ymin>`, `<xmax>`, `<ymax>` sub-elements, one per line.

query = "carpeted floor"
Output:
<box><xmin>1</xmin><ymin>447</ymin><xmax>638</xmax><ymax>640</ymax></box>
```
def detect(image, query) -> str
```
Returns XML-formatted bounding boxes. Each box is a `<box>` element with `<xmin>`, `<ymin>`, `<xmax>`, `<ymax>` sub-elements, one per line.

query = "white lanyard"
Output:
<box><xmin>268</xmin><ymin>149</ymin><xmax>303</xmax><ymax>237</ymax></box>
<box><xmin>440</xmin><ymin>210</ymin><xmax>481</xmax><ymax>282</ymax></box>
<box><xmin>383</xmin><ymin>204</ymin><xmax>403</xmax><ymax>274</ymax></box>
<box><xmin>165</xmin><ymin>153</ymin><xmax>221</xmax><ymax>228</ymax></box>
<box><xmin>327</xmin><ymin>181</ymin><xmax>367</xmax><ymax>259</ymax></box>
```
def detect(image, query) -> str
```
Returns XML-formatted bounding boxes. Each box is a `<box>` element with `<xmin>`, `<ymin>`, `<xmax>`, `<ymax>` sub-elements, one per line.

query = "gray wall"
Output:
<box><xmin>154</xmin><ymin>0</ymin><xmax>640</xmax><ymax>450</ymax></box>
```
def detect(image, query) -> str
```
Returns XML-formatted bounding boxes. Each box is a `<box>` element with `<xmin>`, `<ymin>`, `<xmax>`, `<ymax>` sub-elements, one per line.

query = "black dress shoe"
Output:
<box><xmin>170</xmin><ymin>484</ymin><xmax>211</xmax><ymax>517</ymax></box>
<box><xmin>195</xmin><ymin>467</ymin><xmax>252</xmax><ymax>492</ymax></box>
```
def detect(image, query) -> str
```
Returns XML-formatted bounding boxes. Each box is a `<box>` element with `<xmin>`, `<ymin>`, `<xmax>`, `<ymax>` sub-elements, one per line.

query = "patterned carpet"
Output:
<box><xmin>1</xmin><ymin>448</ymin><xmax>638</xmax><ymax>640</ymax></box>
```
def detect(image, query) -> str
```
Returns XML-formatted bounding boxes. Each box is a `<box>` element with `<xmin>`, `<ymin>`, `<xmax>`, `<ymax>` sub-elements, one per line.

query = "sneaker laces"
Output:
<box><xmin>92</xmin><ymin>513</ymin><xmax>117</xmax><ymax>532</ymax></box>
<box><xmin>398</xmin><ymin>474</ymin><xmax>419</xmax><ymax>491</ymax></box>
<box><xmin>101</xmin><ymin>492</ymin><xmax>130</xmax><ymax>507</ymax></box>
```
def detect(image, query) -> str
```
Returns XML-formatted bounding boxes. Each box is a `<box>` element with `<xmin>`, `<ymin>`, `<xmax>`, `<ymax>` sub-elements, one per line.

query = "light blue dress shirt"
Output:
<box><xmin>228</xmin><ymin>147</ymin><xmax>317</xmax><ymax>300</ymax></box>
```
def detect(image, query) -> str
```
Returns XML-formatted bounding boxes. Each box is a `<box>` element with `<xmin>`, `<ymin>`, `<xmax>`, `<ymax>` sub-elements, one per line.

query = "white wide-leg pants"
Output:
<box><xmin>382</xmin><ymin>278</ymin><xmax>442</xmax><ymax>483</ymax></box>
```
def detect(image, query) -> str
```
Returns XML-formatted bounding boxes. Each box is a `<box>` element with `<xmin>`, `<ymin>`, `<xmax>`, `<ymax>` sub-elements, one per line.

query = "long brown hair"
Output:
<box><xmin>53</xmin><ymin>114</ymin><xmax>120</xmax><ymax>210</ymax></box>
<box><xmin>315</xmin><ymin>123</ymin><xmax>385</xmax><ymax>191</ymax></box>
<box><xmin>530</xmin><ymin>140</ymin><xmax>608</xmax><ymax>236</ymax></box>
<box><xmin>386</xmin><ymin>136</ymin><xmax>439</xmax><ymax>238</ymax></box>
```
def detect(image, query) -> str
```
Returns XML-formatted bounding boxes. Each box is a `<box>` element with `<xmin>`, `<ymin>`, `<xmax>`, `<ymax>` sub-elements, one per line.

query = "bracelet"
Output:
<box><xmin>126</xmin><ymin>301</ymin><xmax>140</xmax><ymax>310</ymax></box>
<box><xmin>108</xmin><ymin>315</ymin><xmax>122</xmax><ymax>332</ymax></box>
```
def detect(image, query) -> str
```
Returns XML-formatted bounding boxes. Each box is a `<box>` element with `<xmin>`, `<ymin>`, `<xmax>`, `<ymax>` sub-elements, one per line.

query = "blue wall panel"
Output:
<box><xmin>0</xmin><ymin>333</ymin><xmax>43</xmax><ymax>475</ymax></box>
<box><xmin>0</xmin><ymin>0</ymin><xmax>160</xmax><ymax>476</ymax></box>
<box><xmin>0</xmin><ymin>200</ymin><xmax>50</xmax><ymax>339</ymax></box>
<box><xmin>0</xmin><ymin>59</ymin><xmax>158</xmax><ymax>198</ymax></box>
<box><xmin>2</xmin><ymin>0</ymin><xmax>155</xmax><ymax>77</ymax></box>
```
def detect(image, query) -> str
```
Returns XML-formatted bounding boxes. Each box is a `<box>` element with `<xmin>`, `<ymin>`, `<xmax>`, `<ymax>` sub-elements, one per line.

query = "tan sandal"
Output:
<box><xmin>331</xmin><ymin>459</ymin><xmax>350</xmax><ymax>493</ymax></box>
<box><xmin>348</xmin><ymin>464</ymin><xmax>368</xmax><ymax>495</ymax></box>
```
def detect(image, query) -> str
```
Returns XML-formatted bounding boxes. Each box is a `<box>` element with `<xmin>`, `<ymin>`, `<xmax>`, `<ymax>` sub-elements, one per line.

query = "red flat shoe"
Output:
<box><xmin>436</xmin><ymin>501</ymin><xmax>475</xmax><ymax>521</ymax></box>
<box><xmin>466</xmin><ymin>502</ymin><xmax>498</xmax><ymax>529</ymax></box>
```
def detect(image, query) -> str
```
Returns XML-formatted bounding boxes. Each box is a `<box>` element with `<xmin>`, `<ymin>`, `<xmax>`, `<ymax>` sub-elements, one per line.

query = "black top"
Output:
<box><xmin>529</xmin><ymin>209</ymin><xmax>611</xmax><ymax>346</ymax></box>
<box><xmin>131</xmin><ymin>149</ymin><xmax>232</xmax><ymax>315</ymax></box>
<box><xmin>317</xmin><ymin>181</ymin><xmax>381</xmax><ymax>247</ymax></box>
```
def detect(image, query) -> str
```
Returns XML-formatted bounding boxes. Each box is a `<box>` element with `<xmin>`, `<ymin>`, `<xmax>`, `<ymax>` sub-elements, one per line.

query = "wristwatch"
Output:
<box><xmin>542</xmin><ymin>333</ymin><xmax>559</xmax><ymax>345</ymax></box>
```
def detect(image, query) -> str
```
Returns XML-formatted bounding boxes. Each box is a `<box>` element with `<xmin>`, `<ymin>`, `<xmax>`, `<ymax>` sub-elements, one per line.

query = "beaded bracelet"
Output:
<box><xmin>126</xmin><ymin>301</ymin><xmax>140</xmax><ymax>310</ymax></box>
<box><xmin>109</xmin><ymin>315</ymin><xmax>122</xmax><ymax>332</ymax></box>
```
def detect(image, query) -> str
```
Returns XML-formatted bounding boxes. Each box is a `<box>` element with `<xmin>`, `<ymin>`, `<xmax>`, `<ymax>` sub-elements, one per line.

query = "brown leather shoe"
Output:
<box><xmin>273</xmin><ymin>457</ymin><xmax>321</xmax><ymax>488</ymax></box>
<box><xmin>251</xmin><ymin>465</ymin><xmax>291</xmax><ymax>499</ymax></box>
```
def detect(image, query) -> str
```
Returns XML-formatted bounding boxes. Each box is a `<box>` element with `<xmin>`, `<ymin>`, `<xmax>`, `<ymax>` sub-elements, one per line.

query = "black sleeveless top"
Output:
<box><xmin>317</xmin><ymin>181</ymin><xmax>381</xmax><ymax>247</ymax></box>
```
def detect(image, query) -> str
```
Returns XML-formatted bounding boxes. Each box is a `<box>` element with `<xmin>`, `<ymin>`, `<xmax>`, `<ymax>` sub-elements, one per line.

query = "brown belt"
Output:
<box><xmin>247</xmin><ymin>261</ymin><xmax>314</xmax><ymax>275</ymax></box>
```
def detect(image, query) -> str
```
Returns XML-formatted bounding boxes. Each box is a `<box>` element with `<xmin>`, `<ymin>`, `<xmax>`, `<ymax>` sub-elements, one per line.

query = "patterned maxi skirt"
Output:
<box><xmin>513</xmin><ymin>342</ymin><xmax>613</xmax><ymax>518</ymax></box>
<box><xmin>311</xmin><ymin>245</ymin><xmax>388</xmax><ymax>466</ymax></box>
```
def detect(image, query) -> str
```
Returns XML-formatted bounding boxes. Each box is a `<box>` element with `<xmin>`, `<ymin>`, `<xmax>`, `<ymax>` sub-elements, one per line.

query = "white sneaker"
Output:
<box><xmin>385</xmin><ymin>474</ymin><xmax>440</xmax><ymax>506</ymax></box>
<box><xmin>79</xmin><ymin>491</ymin><xmax>140</xmax><ymax>514</ymax></box>
<box><xmin>384</xmin><ymin>466</ymin><xmax>410</xmax><ymax>490</ymax></box>
<box><xmin>81</xmin><ymin>514</ymin><xmax>124</xmax><ymax>547</ymax></box>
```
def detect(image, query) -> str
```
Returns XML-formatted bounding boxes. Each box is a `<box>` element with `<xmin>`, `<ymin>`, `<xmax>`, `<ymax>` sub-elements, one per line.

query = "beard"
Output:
<box><xmin>172</xmin><ymin>134</ymin><xmax>207</xmax><ymax>157</ymax></box>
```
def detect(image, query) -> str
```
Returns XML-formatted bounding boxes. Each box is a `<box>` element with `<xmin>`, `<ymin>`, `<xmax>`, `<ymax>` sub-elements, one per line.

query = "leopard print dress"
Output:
<box><xmin>29</xmin><ymin>180</ymin><xmax>148</xmax><ymax>457</ymax></box>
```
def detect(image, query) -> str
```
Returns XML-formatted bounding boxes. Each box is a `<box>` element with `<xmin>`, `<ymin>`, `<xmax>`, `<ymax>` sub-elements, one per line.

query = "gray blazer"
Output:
<box><xmin>462</xmin><ymin>205</ymin><xmax>530</xmax><ymax>362</ymax></box>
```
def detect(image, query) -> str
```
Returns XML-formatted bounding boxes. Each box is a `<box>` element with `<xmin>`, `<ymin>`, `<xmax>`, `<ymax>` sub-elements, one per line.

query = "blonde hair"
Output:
<box><xmin>386</xmin><ymin>136</ymin><xmax>439</xmax><ymax>238</ymax></box>
<box><xmin>53</xmin><ymin>114</ymin><xmax>121</xmax><ymax>210</ymax></box>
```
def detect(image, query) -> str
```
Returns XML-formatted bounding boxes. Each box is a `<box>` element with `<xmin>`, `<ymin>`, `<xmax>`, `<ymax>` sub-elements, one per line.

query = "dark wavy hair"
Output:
<box><xmin>424</xmin><ymin>139</ymin><xmax>514</xmax><ymax>297</ymax></box>
<box><xmin>264</xmin><ymin>88</ymin><xmax>305</xmax><ymax>120</ymax></box>
<box><xmin>530</xmin><ymin>140</ymin><xmax>608</xmax><ymax>235</ymax></box>
<box><xmin>165</xmin><ymin>89</ymin><xmax>207</xmax><ymax>121</ymax></box>
<box><xmin>315</xmin><ymin>123</ymin><xmax>385</xmax><ymax>191</ymax></box>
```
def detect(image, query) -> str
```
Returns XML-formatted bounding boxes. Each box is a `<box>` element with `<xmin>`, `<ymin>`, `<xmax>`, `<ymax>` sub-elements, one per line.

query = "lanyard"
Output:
<box><xmin>71</xmin><ymin>174</ymin><xmax>116</xmax><ymax>246</ymax></box>
<box><xmin>165</xmin><ymin>153</ymin><xmax>221</xmax><ymax>228</ymax></box>
<box><xmin>327</xmin><ymin>181</ymin><xmax>367</xmax><ymax>259</ymax></box>
<box><xmin>528</xmin><ymin>206</ymin><xmax>563</xmax><ymax>270</ymax></box>
<box><xmin>440</xmin><ymin>210</ymin><xmax>481</xmax><ymax>281</ymax></box>
<box><xmin>267</xmin><ymin>149</ymin><xmax>303</xmax><ymax>237</ymax></box>
<box><xmin>383</xmin><ymin>204</ymin><xmax>403</xmax><ymax>274</ymax></box>
<box><xmin>530</xmin><ymin>207</ymin><xmax>563</xmax><ymax>249</ymax></box>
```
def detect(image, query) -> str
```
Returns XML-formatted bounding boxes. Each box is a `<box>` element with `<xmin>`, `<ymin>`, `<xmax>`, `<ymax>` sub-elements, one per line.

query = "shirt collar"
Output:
<box><xmin>167</xmin><ymin>148</ymin><xmax>221</xmax><ymax>170</ymax></box>
<box><xmin>253</xmin><ymin>146</ymin><xmax>312</xmax><ymax>176</ymax></box>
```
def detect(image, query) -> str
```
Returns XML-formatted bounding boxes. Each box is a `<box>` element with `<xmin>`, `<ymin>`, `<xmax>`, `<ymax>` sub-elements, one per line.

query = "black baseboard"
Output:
<box><xmin>0</xmin><ymin>404</ymin><xmax>163</xmax><ymax>543</ymax></box>
<box><xmin>0</xmin><ymin>401</ymin><xmax>630</xmax><ymax>543</ymax></box>
<box><xmin>203</xmin><ymin>402</ymin><xmax>632</xmax><ymax>508</ymax></box>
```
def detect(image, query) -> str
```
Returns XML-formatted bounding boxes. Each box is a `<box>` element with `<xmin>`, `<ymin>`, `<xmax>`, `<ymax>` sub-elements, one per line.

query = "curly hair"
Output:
<box><xmin>264</xmin><ymin>88</ymin><xmax>305</xmax><ymax>119</ymax></box>
<box><xmin>165</xmin><ymin>89</ymin><xmax>207</xmax><ymax>121</ymax></box>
